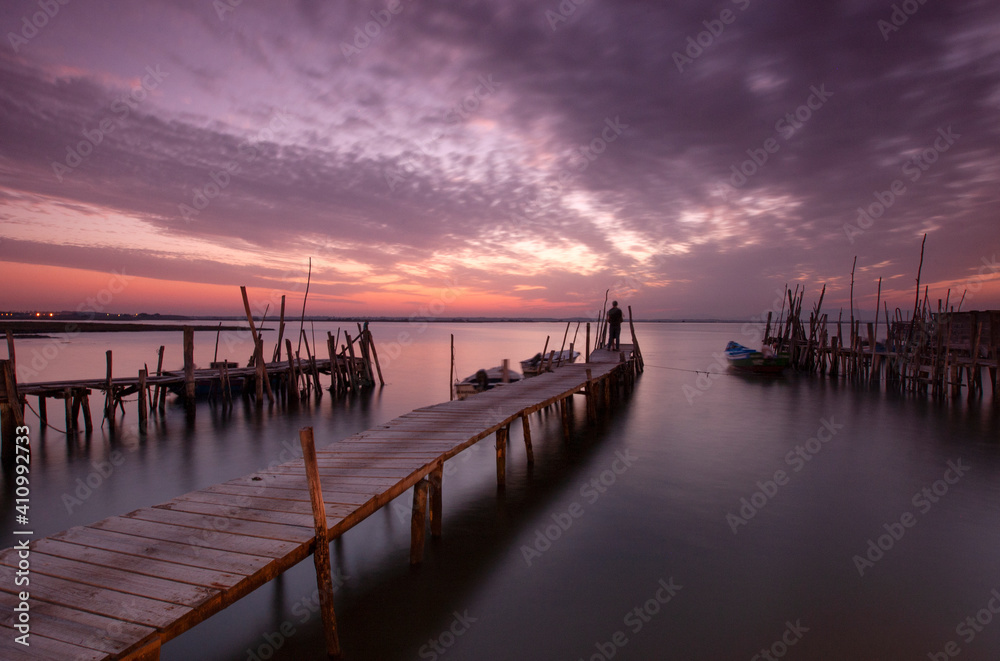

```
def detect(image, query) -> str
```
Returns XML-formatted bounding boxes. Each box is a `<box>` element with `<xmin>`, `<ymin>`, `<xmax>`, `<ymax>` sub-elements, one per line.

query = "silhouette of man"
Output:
<box><xmin>606</xmin><ymin>301</ymin><xmax>623</xmax><ymax>351</ymax></box>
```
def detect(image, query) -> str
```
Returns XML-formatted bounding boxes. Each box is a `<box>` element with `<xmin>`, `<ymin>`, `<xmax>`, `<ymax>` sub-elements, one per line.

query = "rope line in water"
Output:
<box><xmin>642</xmin><ymin>363</ymin><xmax>730</xmax><ymax>377</ymax></box>
<box><xmin>22</xmin><ymin>398</ymin><xmax>68</xmax><ymax>434</ymax></box>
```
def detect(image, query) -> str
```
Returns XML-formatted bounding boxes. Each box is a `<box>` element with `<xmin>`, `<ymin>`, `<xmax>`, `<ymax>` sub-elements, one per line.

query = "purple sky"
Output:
<box><xmin>1</xmin><ymin>0</ymin><xmax>998</xmax><ymax>319</ymax></box>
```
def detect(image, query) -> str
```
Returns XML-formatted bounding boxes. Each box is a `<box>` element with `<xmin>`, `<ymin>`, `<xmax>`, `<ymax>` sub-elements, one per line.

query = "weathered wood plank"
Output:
<box><xmin>55</xmin><ymin>525</ymin><xmax>282</xmax><ymax>574</ymax></box>
<box><xmin>0</xmin><ymin>590</ymin><xmax>157</xmax><ymax>658</ymax></box>
<box><xmin>151</xmin><ymin>501</ymin><xmax>320</xmax><ymax>531</ymax></box>
<box><xmin>0</xmin><ymin>564</ymin><xmax>191</xmax><ymax>630</ymax></box>
<box><xmin>0</xmin><ymin>624</ymin><xmax>108</xmax><ymax>661</ymax></box>
<box><xmin>0</xmin><ymin>549</ymin><xmax>219</xmax><ymax>608</ymax></box>
<box><xmin>94</xmin><ymin>514</ymin><xmax>310</xmax><ymax>553</ymax></box>
<box><xmin>31</xmin><ymin>538</ymin><xmax>247</xmax><ymax>591</ymax></box>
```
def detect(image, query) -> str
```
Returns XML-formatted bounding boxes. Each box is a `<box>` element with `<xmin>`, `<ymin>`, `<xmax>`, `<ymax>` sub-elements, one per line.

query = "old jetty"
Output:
<box><xmin>759</xmin><ymin>239</ymin><xmax>998</xmax><ymax>401</ymax></box>
<box><xmin>0</xmin><ymin>321</ymin><xmax>642</xmax><ymax>659</ymax></box>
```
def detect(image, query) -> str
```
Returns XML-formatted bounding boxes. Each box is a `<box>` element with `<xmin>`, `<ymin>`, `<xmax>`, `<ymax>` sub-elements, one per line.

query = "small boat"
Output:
<box><xmin>454</xmin><ymin>365</ymin><xmax>522</xmax><ymax>399</ymax></box>
<box><xmin>520</xmin><ymin>349</ymin><xmax>581</xmax><ymax>377</ymax></box>
<box><xmin>724</xmin><ymin>341</ymin><xmax>790</xmax><ymax>374</ymax></box>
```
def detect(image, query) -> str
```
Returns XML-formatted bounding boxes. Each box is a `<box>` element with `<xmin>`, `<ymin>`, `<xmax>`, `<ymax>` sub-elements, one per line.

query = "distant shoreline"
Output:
<box><xmin>1</xmin><ymin>321</ymin><xmax>252</xmax><ymax>336</ymax></box>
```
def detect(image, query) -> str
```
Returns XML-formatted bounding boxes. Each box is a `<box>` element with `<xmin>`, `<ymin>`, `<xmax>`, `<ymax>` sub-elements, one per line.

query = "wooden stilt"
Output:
<box><xmin>561</xmin><ymin>397</ymin><xmax>570</xmax><ymax>441</ymax></box>
<box><xmin>410</xmin><ymin>478</ymin><xmax>430</xmax><ymax>565</ymax></box>
<box><xmin>105</xmin><ymin>350</ymin><xmax>115</xmax><ymax>431</ymax></box>
<box><xmin>344</xmin><ymin>332</ymin><xmax>359</xmax><ymax>392</ymax></box>
<box><xmin>38</xmin><ymin>395</ymin><xmax>47</xmax><ymax>427</ymax></box>
<box><xmin>429</xmin><ymin>465</ymin><xmax>443</xmax><ymax>538</ymax></box>
<box><xmin>81</xmin><ymin>391</ymin><xmax>93</xmax><ymax>433</ymax></box>
<box><xmin>138</xmin><ymin>369</ymin><xmax>148</xmax><ymax>434</ymax></box>
<box><xmin>367</xmin><ymin>328</ymin><xmax>385</xmax><ymax>386</ymax></box>
<box><xmin>298</xmin><ymin>427</ymin><xmax>343</xmax><ymax>659</ymax></box>
<box><xmin>183</xmin><ymin>328</ymin><xmax>196</xmax><ymax>402</ymax></box>
<box><xmin>521</xmin><ymin>413</ymin><xmax>534</xmax><ymax>466</ymax></box>
<box><xmin>64</xmin><ymin>387</ymin><xmax>74</xmax><ymax>432</ymax></box>
<box><xmin>585</xmin><ymin>368</ymin><xmax>596</xmax><ymax>423</ymax></box>
<box><xmin>585</xmin><ymin>323</ymin><xmax>591</xmax><ymax>363</ymax></box>
<box><xmin>495</xmin><ymin>424</ymin><xmax>508</xmax><ymax>487</ymax></box>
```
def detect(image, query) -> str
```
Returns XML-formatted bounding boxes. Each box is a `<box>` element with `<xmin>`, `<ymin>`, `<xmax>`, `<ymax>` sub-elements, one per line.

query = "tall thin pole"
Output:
<box><xmin>297</xmin><ymin>257</ymin><xmax>313</xmax><ymax>355</ymax></box>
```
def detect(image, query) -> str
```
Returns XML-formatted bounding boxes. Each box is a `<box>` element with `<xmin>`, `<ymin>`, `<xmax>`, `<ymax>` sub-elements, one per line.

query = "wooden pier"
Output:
<box><xmin>0</xmin><ymin>322</ymin><xmax>383</xmax><ymax>462</ymax></box>
<box><xmin>0</xmin><ymin>341</ymin><xmax>642</xmax><ymax>659</ymax></box>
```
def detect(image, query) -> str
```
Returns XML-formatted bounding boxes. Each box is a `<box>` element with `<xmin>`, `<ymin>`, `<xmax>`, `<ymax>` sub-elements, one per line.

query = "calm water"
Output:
<box><xmin>3</xmin><ymin>322</ymin><xmax>1000</xmax><ymax>660</ymax></box>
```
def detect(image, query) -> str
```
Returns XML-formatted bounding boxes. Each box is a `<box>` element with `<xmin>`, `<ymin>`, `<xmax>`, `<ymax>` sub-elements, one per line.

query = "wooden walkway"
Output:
<box><xmin>1</xmin><ymin>348</ymin><xmax>641</xmax><ymax>660</ymax></box>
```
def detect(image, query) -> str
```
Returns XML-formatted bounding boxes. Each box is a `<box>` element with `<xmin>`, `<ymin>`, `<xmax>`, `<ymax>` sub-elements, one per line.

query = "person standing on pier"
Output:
<box><xmin>606</xmin><ymin>300</ymin><xmax>623</xmax><ymax>351</ymax></box>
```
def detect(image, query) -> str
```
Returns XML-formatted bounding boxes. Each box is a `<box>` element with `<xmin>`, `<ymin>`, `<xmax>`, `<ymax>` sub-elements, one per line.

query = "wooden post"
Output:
<box><xmin>105</xmin><ymin>350</ymin><xmax>115</xmax><ymax>431</ymax></box>
<box><xmin>495</xmin><ymin>424</ymin><xmax>509</xmax><ymax>487</ymax></box>
<box><xmin>367</xmin><ymin>328</ymin><xmax>385</xmax><ymax>386</ymax></box>
<box><xmin>584</xmin><ymin>368</ymin><xmax>596</xmax><ymax>423</ymax></box>
<box><xmin>273</xmin><ymin>295</ymin><xmax>286</xmax><ymax>363</ymax></box>
<box><xmin>585</xmin><ymin>323</ymin><xmax>591</xmax><ymax>363</ymax></box>
<box><xmin>429</xmin><ymin>465</ymin><xmax>443</xmax><ymax>538</ymax></box>
<box><xmin>138</xmin><ymin>369</ymin><xmax>148</xmax><ymax>434</ymax></box>
<box><xmin>240</xmin><ymin>286</ymin><xmax>275</xmax><ymax>405</ymax></box>
<box><xmin>344</xmin><ymin>332</ymin><xmax>359</xmax><ymax>391</ymax></box>
<box><xmin>81</xmin><ymin>390</ymin><xmax>93</xmax><ymax>432</ymax></box>
<box><xmin>627</xmin><ymin>306</ymin><xmax>644</xmax><ymax>372</ymax></box>
<box><xmin>450</xmin><ymin>334</ymin><xmax>455</xmax><ymax>401</ymax></box>
<box><xmin>153</xmin><ymin>345</ymin><xmax>165</xmax><ymax>413</ymax></box>
<box><xmin>521</xmin><ymin>413</ymin><xmax>534</xmax><ymax>466</ymax></box>
<box><xmin>356</xmin><ymin>323</ymin><xmax>374</xmax><ymax>386</ymax></box>
<box><xmin>37</xmin><ymin>396</ymin><xmax>47</xmax><ymax>427</ymax></box>
<box><xmin>560</xmin><ymin>397</ymin><xmax>570</xmax><ymax>441</ymax></box>
<box><xmin>183</xmin><ymin>327</ymin><xmax>195</xmax><ymax>402</ymax></box>
<box><xmin>410</xmin><ymin>478</ymin><xmax>430</xmax><ymax>565</ymax></box>
<box><xmin>298</xmin><ymin>427</ymin><xmax>343</xmax><ymax>659</ymax></box>
<box><xmin>556</xmin><ymin>321</ymin><xmax>570</xmax><ymax>366</ymax></box>
<box><xmin>64</xmin><ymin>387</ymin><xmax>74</xmax><ymax>433</ymax></box>
<box><xmin>286</xmin><ymin>339</ymin><xmax>299</xmax><ymax>404</ymax></box>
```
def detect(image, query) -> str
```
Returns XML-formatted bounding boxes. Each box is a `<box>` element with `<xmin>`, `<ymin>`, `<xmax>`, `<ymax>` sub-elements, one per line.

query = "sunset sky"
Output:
<box><xmin>1</xmin><ymin>0</ymin><xmax>998</xmax><ymax>319</ymax></box>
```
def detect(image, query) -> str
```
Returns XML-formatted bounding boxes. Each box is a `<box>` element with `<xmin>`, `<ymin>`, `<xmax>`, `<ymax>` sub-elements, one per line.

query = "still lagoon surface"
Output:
<box><xmin>3</xmin><ymin>321</ymin><xmax>1000</xmax><ymax>660</ymax></box>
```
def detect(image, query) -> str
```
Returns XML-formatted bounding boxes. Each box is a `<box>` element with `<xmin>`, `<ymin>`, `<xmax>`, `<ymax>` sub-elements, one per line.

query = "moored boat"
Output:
<box><xmin>724</xmin><ymin>341</ymin><xmax>790</xmax><ymax>374</ymax></box>
<box><xmin>520</xmin><ymin>349</ymin><xmax>581</xmax><ymax>377</ymax></box>
<box><xmin>454</xmin><ymin>365</ymin><xmax>522</xmax><ymax>399</ymax></box>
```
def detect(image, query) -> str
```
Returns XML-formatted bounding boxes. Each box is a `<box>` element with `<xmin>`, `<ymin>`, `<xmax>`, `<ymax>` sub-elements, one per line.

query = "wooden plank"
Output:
<box><xmin>172</xmin><ymin>490</ymin><xmax>358</xmax><ymax>519</ymax></box>
<box><xmin>31</xmin><ymin>538</ymin><xmax>247</xmax><ymax>591</ymax></box>
<box><xmin>200</xmin><ymin>483</ymin><xmax>377</xmax><ymax>507</ymax></box>
<box><xmin>53</xmin><ymin>526</ymin><xmax>279</xmax><ymax>575</ymax></box>
<box><xmin>0</xmin><ymin>564</ymin><xmax>191</xmax><ymax>630</ymax></box>
<box><xmin>0</xmin><ymin>590</ymin><xmax>156</xmax><ymax>658</ymax></box>
<box><xmin>151</xmin><ymin>500</ymin><xmax>320</xmax><ymax>531</ymax></box>
<box><xmin>91</xmin><ymin>516</ymin><xmax>307</xmax><ymax>557</ymax></box>
<box><xmin>0</xmin><ymin>625</ymin><xmax>107</xmax><ymax>661</ymax></box>
<box><xmin>0</xmin><ymin>549</ymin><xmax>219</xmax><ymax>608</ymax></box>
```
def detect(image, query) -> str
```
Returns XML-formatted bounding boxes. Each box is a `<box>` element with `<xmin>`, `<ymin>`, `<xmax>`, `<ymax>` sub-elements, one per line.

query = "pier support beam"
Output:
<box><xmin>298</xmin><ymin>427</ymin><xmax>343</xmax><ymax>660</ymax></box>
<box><xmin>495</xmin><ymin>424</ymin><xmax>509</xmax><ymax>487</ymax></box>
<box><xmin>521</xmin><ymin>413</ymin><xmax>534</xmax><ymax>466</ymax></box>
<box><xmin>429</xmin><ymin>466</ymin><xmax>443</xmax><ymax>538</ymax></box>
<box><xmin>410</xmin><ymin>477</ymin><xmax>430</xmax><ymax>565</ymax></box>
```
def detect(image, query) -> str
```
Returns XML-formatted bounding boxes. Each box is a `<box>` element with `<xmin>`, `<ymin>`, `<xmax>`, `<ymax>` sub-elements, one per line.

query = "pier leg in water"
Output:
<box><xmin>561</xmin><ymin>397</ymin><xmax>570</xmax><ymax>441</ymax></box>
<box><xmin>429</xmin><ymin>465</ymin><xmax>443</xmax><ymax>538</ymax></box>
<box><xmin>495</xmin><ymin>424</ymin><xmax>509</xmax><ymax>488</ymax></box>
<box><xmin>298</xmin><ymin>427</ymin><xmax>343</xmax><ymax>659</ymax></box>
<box><xmin>521</xmin><ymin>413</ymin><xmax>534</xmax><ymax>466</ymax></box>
<box><xmin>411</xmin><ymin>477</ymin><xmax>430</xmax><ymax>565</ymax></box>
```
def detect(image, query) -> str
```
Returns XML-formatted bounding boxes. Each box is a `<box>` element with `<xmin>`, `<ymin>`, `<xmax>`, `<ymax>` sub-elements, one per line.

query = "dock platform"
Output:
<box><xmin>1</xmin><ymin>347</ymin><xmax>641</xmax><ymax>659</ymax></box>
